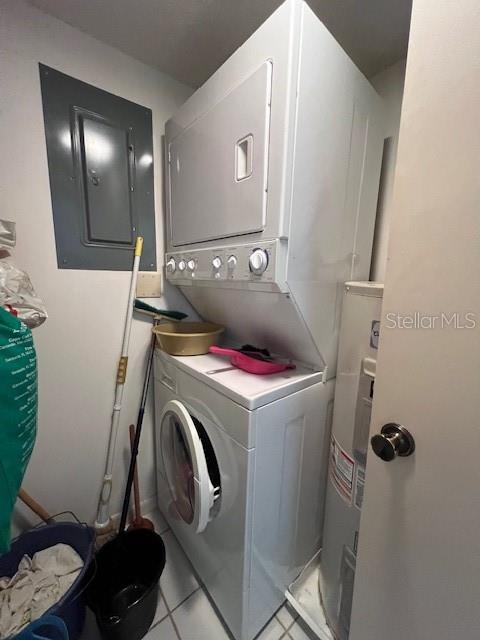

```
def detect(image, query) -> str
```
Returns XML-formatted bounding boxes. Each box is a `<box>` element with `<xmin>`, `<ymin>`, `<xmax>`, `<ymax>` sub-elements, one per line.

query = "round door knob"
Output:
<box><xmin>227</xmin><ymin>255</ymin><xmax>237</xmax><ymax>270</ymax></box>
<box><xmin>249</xmin><ymin>249</ymin><xmax>269</xmax><ymax>275</ymax></box>
<box><xmin>187</xmin><ymin>259</ymin><xmax>196</xmax><ymax>272</ymax></box>
<box><xmin>371</xmin><ymin>423</ymin><xmax>415</xmax><ymax>462</ymax></box>
<box><xmin>212</xmin><ymin>256</ymin><xmax>222</xmax><ymax>270</ymax></box>
<box><xmin>178</xmin><ymin>259</ymin><xmax>186</xmax><ymax>272</ymax></box>
<box><xmin>166</xmin><ymin>258</ymin><xmax>176</xmax><ymax>273</ymax></box>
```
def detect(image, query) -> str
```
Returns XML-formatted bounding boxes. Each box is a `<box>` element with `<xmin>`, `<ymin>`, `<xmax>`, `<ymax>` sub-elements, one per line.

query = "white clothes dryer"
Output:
<box><xmin>154</xmin><ymin>350</ymin><xmax>334</xmax><ymax>640</ymax></box>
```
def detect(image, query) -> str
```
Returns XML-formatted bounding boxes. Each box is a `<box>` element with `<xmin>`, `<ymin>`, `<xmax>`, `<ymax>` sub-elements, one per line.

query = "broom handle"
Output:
<box><xmin>18</xmin><ymin>488</ymin><xmax>52</xmax><ymax>524</ymax></box>
<box><xmin>129</xmin><ymin>424</ymin><xmax>141</xmax><ymax>521</ymax></box>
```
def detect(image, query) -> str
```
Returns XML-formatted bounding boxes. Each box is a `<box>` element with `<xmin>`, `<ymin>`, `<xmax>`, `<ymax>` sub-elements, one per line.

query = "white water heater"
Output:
<box><xmin>319</xmin><ymin>282</ymin><xmax>383</xmax><ymax>640</ymax></box>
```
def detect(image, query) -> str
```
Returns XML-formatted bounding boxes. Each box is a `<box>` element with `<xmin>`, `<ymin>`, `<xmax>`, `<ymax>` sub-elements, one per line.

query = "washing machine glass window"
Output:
<box><xmin>160</xmin><ymin>400</ymin><xmax>220</xmax><ymax>533</ymax></box>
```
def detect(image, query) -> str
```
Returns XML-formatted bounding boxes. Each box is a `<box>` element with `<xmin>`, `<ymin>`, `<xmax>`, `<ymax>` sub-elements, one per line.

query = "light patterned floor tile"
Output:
<box><xmin>81</xmin><ymin>521</ymin><xmax>319</xmax><ymax>640</ymax></box>
<box><xmin>160</xmin><ymin>529</ymin><xmax>199</xmax><ymax>610</ymax></box>
<box><xmin>276</xmin><ymin>602</ymin><xmax>299</xmax><ymax>630</ymax></box>
<box><xmin>288</xmin><ymin>618</ymin><xmax>320</xmax><ymax>640</ymax></box>
<box><xmin>145</xmin><ymin>615</ymin><xmax>179</xmax><ymax>640</ymax></box>
<box><xmin>255</xmin><ymin>616</ymin><xmax>285</xmax><ymax>640</ymax></box>
<box><xmin>172</xmin><ymin>588</ymin><xmax>230</xmax><ymax>640</ymax></box>
<box><xmin>151</xmin><ymin>588</ymin><xmax>169</xmax><ymax>626</ymax></box>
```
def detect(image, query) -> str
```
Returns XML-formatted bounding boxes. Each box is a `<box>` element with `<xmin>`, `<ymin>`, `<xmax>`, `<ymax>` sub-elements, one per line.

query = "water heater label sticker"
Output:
<box><xmin>330</xmin><ymin>437</ymin><xmax>355</xmax><ymax>504</ymax></box>
<box><xmin>370</xmin><ymin>320</ymin><xmax>380</xmax><ymax>349</ymax></box>
<box><xmin>354</xmin><ymin>466</ymin><xmax>365</xmax><ymax>510</ymax></box>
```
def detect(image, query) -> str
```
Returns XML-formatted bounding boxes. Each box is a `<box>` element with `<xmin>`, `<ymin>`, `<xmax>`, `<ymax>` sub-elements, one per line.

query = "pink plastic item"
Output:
<box><xmin>209</xmin><ymin>346</ymin><xmax>296</xmax><ymax>375</ymax></box>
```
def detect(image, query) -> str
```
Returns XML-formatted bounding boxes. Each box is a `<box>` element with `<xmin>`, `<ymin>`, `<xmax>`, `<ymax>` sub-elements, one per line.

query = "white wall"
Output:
<box><xmin>370</xmin><ymin>59</ymin><xmax>406</xmax><ymax>281</ymax></box>
<box><xmin>0</xmin><ymin>0</ymin><xmax>193</xmax><ymax>530</ymax></box>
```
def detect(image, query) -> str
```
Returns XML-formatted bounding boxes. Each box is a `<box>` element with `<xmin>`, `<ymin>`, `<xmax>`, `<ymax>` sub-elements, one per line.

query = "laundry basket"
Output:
<box><xmin>0</xmin><ymin>519</ymin><xmax>94</xmax><ymax>640</ymax></box>
<box><xmin>15</xmin><ymin>616</ymin><xmax>68</xmax><ymax>640</ymax></box>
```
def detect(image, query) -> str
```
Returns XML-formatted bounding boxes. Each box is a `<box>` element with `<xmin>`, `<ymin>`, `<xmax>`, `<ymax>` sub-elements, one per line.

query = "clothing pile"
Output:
<box><xmin>0</xmin><ymin>220</ymin><xmax>47</xmax><ymax>328</ymax></box>
<box><xmin>0</xmin><ymin>543</ymin><xmax>83</xmax><ymax>639</ymax></box>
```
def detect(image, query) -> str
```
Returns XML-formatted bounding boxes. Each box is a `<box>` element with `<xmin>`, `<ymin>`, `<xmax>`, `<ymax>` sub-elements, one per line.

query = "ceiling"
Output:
<box><xmin>28</xmin><ymin>0</ymin><xmax>412</xmax><ymax>87</ymax></box>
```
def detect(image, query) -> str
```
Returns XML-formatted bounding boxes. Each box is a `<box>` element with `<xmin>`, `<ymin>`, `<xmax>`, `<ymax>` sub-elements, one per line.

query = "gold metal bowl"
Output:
<box><xmin>152</xmin><ymin>322</ymin><xmax>224</xmax><ymax>356</ymax></box>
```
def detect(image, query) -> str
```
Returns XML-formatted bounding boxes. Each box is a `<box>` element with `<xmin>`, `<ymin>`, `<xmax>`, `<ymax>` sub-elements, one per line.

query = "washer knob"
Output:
<box><xmin>187</xmin><ymin>259</ymin><xmax>196</xmax><ymax>272</ymax></box>
<box><xmin>249</xmin><ymin>249</ymin><xmax>269</xmax><ymax>275</ymax></box>
<box><xmin>212</xmin><ymin>256</ymin><xmax>222</xmax><ymax>270</ymax></box>
<box><xmin>166</xmin><ymin>258</ymin><xmax>176</xmax><ymax>273</ymax></box>
<box><xmin>227</xmin><ymin>255</ymin><xmax>237</xmax><ymax>270</ymax></box>
<box><xmin>178</xmin><ymin>259</ymin><xmax>186</xmax><ymax>272</ymax></box>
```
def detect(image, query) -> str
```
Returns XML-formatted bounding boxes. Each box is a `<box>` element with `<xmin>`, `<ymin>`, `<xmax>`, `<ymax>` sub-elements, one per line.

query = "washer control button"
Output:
<box><xmin>227</xmin><ymin>255</ymin><xmax>237</xmax><ymax>270</ymax></box>
<box><xmin>249</xmin><ymin>249</ymin><xmax>269</xmax><ymax>275</ymax></box>
<box><xmin>166</xmin><ymin>258</ymin><xmax>176</xmax><ymax>273</ymax></box>
<box><xmin>212</xmin><ymin>256</ymin><xmax>223</xmax><ymax>270</ymax></box>
<box><xmin>187</xmin><ymin>259</ymin><xmax>196</xmax><ymax>272</ymax></box>
<box><xmin>178</xmin><ymin>259</ymin><xmax>186</xmax><ymax>272</ymax></box>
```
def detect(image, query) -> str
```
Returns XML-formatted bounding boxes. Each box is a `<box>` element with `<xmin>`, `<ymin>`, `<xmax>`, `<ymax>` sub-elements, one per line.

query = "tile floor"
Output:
<box><xmin>82</xmin><ymin>510</ymin><xmax>318</xmax><ymax>640</ymax></box>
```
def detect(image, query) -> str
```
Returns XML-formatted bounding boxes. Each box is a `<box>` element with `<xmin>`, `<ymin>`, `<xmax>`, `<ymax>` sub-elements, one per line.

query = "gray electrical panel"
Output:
<box><xmin>39</xmin><ymin>64</ymin><xmax>156</xmax><ymax>270</ymax></box>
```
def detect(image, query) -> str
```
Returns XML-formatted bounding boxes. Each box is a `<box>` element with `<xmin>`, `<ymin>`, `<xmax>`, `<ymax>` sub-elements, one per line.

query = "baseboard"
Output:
<box><xmin>111</xmin><ymin>494</ymin><xmax>158</xmax><ymax>527</ymax></box>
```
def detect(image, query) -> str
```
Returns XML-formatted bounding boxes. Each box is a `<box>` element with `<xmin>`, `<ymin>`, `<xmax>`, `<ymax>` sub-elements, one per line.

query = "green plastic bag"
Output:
<box><xmin>0</xmin><ymin>307</ymin><xmax>37</xmax><ymax>552</ymax></box>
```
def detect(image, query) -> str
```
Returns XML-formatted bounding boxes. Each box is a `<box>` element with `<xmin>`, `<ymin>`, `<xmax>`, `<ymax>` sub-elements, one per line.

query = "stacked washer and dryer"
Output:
<box><xmin>154</xmin><ymin>1</ymin><xmax>385</xmax><ymax>639</ymax></box>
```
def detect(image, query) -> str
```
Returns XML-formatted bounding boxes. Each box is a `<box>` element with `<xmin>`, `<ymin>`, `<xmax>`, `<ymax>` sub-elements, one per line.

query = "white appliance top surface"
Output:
<box><xmin>157</xmin><ymin>350</ymin><xmax>324</xmax><ymax>410</ymax></box>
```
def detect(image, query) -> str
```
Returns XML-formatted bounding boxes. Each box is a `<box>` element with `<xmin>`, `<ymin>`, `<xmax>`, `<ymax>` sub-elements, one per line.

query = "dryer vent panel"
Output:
<box><xmin>39</xmin><ymin>64</ymin><xmax>156</xmax><ymax>270</ymax></box>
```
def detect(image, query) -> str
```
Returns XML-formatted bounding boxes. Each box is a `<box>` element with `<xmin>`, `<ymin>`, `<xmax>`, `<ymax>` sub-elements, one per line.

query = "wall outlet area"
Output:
<box><xmin>136</xmin><ymin>271</ymin><xmax>163</xmax><ymax>298</ymax></box>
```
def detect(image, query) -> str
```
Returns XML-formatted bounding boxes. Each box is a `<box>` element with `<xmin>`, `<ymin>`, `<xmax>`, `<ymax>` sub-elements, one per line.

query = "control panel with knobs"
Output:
<box><xmin>212</xmin><ymin>256</ymin><xmax>223</xmax><ymax>270</ymax></box>
<box><xmin>164</xmin><ymin>241</ymin><xmax>280</xmax><ymax>287</ymax></box>
<box><xmin>249</xmin><ymin>248</ymin><xmax>269</xmax><ymax>275</ymax></box>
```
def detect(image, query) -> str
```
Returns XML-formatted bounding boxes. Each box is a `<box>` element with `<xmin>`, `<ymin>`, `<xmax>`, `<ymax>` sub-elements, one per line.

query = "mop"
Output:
<box><xmin>94</xmin><ymin>239</ymin><xmax>188</xmax><ymax>545</ymax></box>
<box><xmin>94</xmin><ymin>237</ymin><xmax>144</xmax><ymax>544</ymax></box>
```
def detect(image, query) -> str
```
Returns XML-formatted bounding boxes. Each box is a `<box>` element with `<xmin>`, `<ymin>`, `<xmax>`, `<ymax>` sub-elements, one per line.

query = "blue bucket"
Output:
<box><xmin>0</xmin><ymin>520</ymin><xmax>94</xmax><ymax>640</ymax></box>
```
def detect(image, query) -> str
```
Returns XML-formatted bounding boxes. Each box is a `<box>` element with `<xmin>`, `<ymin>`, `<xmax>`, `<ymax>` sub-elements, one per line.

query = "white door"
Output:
<box><xmin>350</xmin><ymin>1</ymin><xmax>480</xmax><ymax>639</ymax></box>
<box><xmin>159</xmin><ymin>400</ymin><xmax>220</xmax><ymax>533</ymax></box>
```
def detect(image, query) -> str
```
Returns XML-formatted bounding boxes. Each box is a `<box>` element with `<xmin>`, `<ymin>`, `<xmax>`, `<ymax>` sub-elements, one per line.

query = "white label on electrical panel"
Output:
<box><xmin>330</xmin><ymin>437</ymin><xmax>355</xmax><ymax>505</ymax></box>
<box><xmin>354</xmin><ymin>466</ymin><xmax>366</xmax><ymax>510</ymax></box>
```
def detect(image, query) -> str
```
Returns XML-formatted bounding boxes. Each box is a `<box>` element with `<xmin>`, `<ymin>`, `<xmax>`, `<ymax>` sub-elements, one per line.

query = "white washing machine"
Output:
<box><xmin>154</xmin><ymin>349</ymin><xmax>334</xmax><ymax>640</ymax></box>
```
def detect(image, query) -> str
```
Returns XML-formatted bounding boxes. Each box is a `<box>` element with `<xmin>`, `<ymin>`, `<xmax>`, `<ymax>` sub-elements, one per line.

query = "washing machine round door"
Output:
<box><xmin>159</xmin><ymin>400</ymin><xmax>219</xmax><ymax>533</ymax></box>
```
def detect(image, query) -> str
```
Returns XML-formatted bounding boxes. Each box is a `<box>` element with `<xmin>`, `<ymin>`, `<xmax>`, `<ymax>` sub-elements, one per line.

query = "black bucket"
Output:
<box><xmin>87</xmin><ymin>529</ymin><xmax>166</xmax><ymax>640</ymax></box>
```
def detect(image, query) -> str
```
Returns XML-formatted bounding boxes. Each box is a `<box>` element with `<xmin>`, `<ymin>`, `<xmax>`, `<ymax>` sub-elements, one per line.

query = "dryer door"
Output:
<box><xmin>168</xmin><ymin>61</ymin><xmax>272</xmax><ymax>246</ymax></box>
<box><xmin>159</xmin><ymin>400</ymin><xmax>220</xmax><ymax>533</ymax></box>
